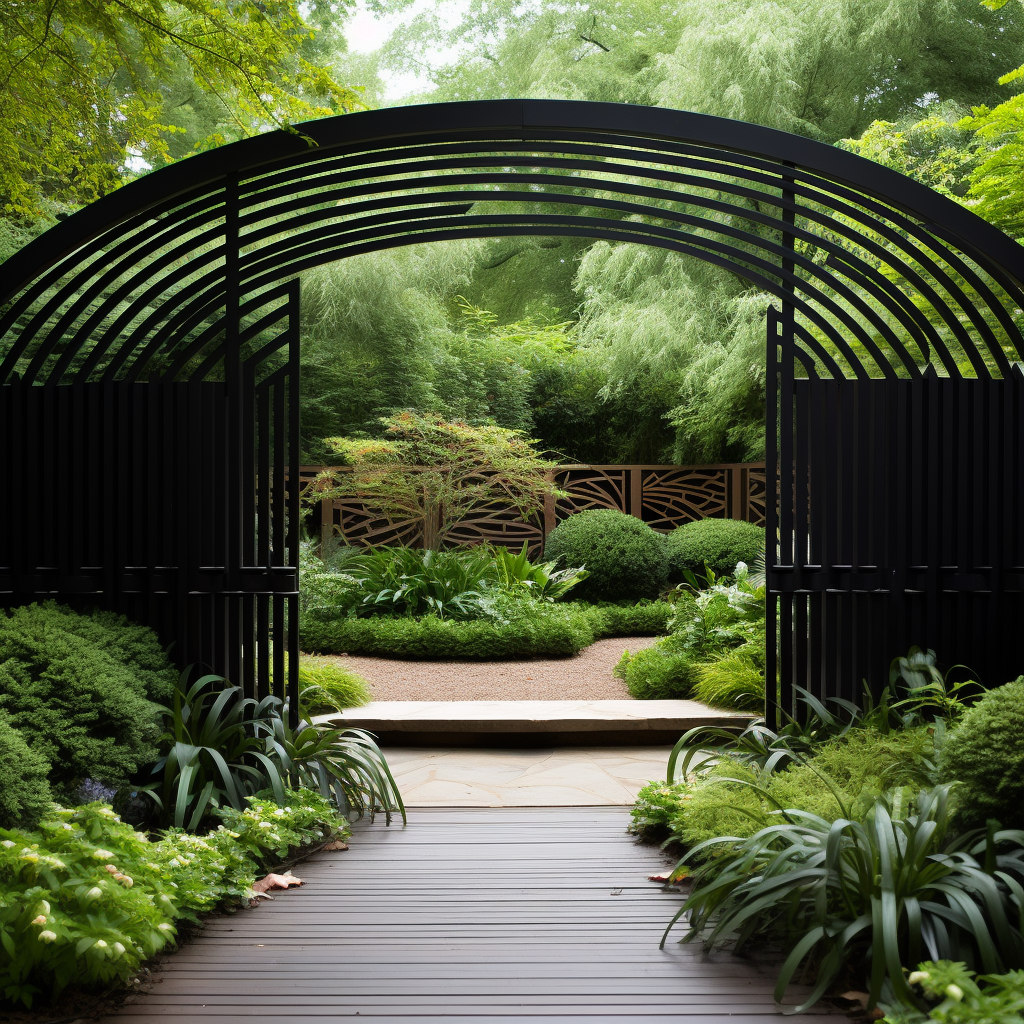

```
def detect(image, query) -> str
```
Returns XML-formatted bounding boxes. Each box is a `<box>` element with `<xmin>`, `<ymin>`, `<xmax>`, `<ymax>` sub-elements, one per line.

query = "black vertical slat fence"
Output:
<box><xmin>0</xmin><ymin>285</ymin><xmax>300</xmax><ymax>718</ymax></box>
<box><xmin>769</xmin><ymin>307</ymin><xmax>1024</xmax><ymax>720</ymax></box>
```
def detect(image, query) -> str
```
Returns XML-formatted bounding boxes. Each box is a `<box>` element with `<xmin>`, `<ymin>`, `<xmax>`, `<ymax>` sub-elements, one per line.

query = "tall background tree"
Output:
<box><xmin>0</xmin><ymin>1</ymin><xmax>361</xmax><ymax>256</ymax></box>
<box><xmin>4</xmin><ymin>0</ymin><xmax>1024</xmax><ymax>465</ymax></box>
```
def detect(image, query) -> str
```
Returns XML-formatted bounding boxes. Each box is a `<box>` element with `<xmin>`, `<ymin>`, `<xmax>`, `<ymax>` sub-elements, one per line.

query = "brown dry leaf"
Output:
<box><xmin>252</xmin><ymin>872</ymin><xmax>304</xmax><ymax>894</ymax></box>
<box><xmin>836</xmin><ymin>991</ymin><xmax>871</xmax><ymax>1011</ymax></box>
<box><xmin>648</xmin><ymin>873</ymin><xmax>671</xmax><ymax>883</ymax></box>
<box><xmin>322</xmin><ymin>840</ymin><xmax>349</xmax><ymax>851</ymax></box>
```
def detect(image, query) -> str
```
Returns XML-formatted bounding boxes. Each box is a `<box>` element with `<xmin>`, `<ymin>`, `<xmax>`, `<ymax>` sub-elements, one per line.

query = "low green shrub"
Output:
<box><xmin>544</xmin><ymin>509</ymin><xmax>668</xmax><ymax>602</ymax></box>
<box><xmin>617</xmin><ymin>567</ymin><xmax>765</xmax><ymax>701</ymax></box>
<box><xmin>1</xmin><ymin>602</ymin><xmax>177</xmax><ymax>704</ymax></box>
<box><xmin>880</xmin><ymin>961</ymin><xmax>1024</xmax><ymax>1023</ymax></box>
<box><xmin>0</xmin><ymin>713</ymin><xmax>51</xmax><ymax>830</ymax></box>
<box><xmin>614</xmin><ymin>640</ymin><xmax>699</xmax><ymax>699</ymax></box>
<box><xmin>666</xmin><ymin>517</ymin><xmax>764</xmax><ymax>581</ymax></box>
<box><xmin>938</xmin><ymin>677</ymin><xmax>1024</xmax><ymax>831</ymax></box>
<box><xmin>0</xmin><ymin>603</ymin><xmax>165</xmax><ymax>800</ymax></box>
<box><xmin>301</xmin><ymin>602</ymin><xmax>599</xmax><ymax>659</ymax></box>
<box><xmin>669</xmin><ymin>785</ymin><xmax>1024</xmax><ymax>1013</ymax></box>
<box><xmin>0</xmin><ymin>792</ymin><xmax>348</xmax><ymax>1007</ymax></box>
<box><xmin>629</xmin><ymin>780</ymin><xmax>691</xmax><ymax>840</ymax></box>
<box><xmin>298</xmin><ymin>658</ymin><xmax>372</xmax><ymax>715</ymax></box>
<box><xmin>591</xmin><ymin>600</ymin><xmax>672</xmax><ymax>636</ymax></box>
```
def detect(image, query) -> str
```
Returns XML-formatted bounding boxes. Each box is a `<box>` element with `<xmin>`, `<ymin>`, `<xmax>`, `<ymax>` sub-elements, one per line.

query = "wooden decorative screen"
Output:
<box><xmin>301</xmin><ymin>463</ymin><xmax>767</xmax><ymax>556</ymax></box>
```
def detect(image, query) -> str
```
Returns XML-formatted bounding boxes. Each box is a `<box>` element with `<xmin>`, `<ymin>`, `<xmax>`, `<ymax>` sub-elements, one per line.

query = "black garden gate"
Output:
<box><xmin>1</xmin><ymin>100</ymin><xmax>1022</xmax><ymax>721</ymax></box>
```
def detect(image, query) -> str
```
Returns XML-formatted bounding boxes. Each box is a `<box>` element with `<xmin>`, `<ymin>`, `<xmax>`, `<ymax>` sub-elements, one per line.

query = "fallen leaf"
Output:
<box><xmin>252</xmin><ymin>872</ymin><xmax>304</xmax><ymax>894</ymax></box>
<box><xmin>836</xmin><ymin>991</ymin><xmax>871</xmax><ymax>1011</ymax></box>
<box><xmin>648</xmin><ymin>873</ymin><xmax>671</xmax><ymax>883</ymax></box>
<box><xmin>322</xmin><ymin>840</ymin><xmax>349</xmax><ymax>851</ymax></box>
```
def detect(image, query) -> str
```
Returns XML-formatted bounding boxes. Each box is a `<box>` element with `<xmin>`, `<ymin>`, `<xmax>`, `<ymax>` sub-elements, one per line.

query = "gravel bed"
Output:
<box><xmin>310</xmin><ymin>635</ymin><xmax>664</xmax><ymax>701</ymax></box>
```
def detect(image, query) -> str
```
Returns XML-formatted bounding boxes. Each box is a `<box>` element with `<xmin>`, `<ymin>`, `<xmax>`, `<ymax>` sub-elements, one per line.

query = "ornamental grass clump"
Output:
<box><xmin>667</xmin><ymin>785</ymin><xmax>1024</xmax><ymax>1013</ymax></box>
<box><xmin>297</xmin><ymin>658</ymin><xmax>372</xmax><ymax>715</ymax></box>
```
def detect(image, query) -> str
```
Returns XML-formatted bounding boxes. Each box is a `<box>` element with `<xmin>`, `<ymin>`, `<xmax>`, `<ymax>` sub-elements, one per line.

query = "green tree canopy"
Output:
<box><xmin>0</xmin><ymin>0</ymin><xmax>362</xmax><ymax>214</ymax></box>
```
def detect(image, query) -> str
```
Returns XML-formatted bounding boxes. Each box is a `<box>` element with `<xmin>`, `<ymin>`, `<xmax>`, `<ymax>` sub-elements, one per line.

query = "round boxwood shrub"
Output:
<box><xmin>543</xmin><ymin>509</ymin><xmax>668</xmax><ymax>602</ymax></box>
<box><xmin>938</xmin><ymin>677</ymin><xmax>1024</xmax><ymax>830</ymax></box>
<box><xmin>0</xmin><ymin>711</ymin><xmax>52</xmax><ymax>830</ymax></box>
<box><xmin>666</xmin><ymin>518</ymin><xmax>764</xmax><ymax>581</ymax></box>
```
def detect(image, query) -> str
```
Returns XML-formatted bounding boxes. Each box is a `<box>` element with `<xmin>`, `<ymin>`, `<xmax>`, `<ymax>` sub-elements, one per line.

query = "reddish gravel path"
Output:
<box><xmin>311</xmin><ymin>635</ymin><xmax>664</xmax><ymax>701</ymax></box>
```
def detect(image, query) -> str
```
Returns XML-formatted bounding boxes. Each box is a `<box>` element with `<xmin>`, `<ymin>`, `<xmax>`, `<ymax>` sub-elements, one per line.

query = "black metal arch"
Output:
<box><xmin>3</xmin><ymin>99</ymin><xmax>1023</xmax><ymax>715</ymax></box>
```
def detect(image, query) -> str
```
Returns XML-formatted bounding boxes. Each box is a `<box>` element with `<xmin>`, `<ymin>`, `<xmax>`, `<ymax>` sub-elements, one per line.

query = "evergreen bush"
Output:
<box><xmin>938</xmin><ymin>677</ymin><xmax>1024</xmax><ymax>830</ymax></box>
<box><xmin>0</xmin><ymin>604</ymin><xmax>164</xmax><ymax>800</ymax></box>
<box><xmin>666</xmin><ymin>517</ymin><xmax>764</xmax><ymax>580</ymax></box>
<box><xmin>543</xmin><ymin>509</ymin><xmax>668</xmax><ymax>602</ymax></box>
<box><xmin>2</xmin><ymin>601</ymin><xmax>177</xmax><ymax>703</ymax></box>
<box><xmin>614</xmin><ymin>639</ymin><xmax>700</xmax><ymax>699</ymax></box>
<box><xmin>0</xmin><ymin>712</ymin><xmax>52</xmax><ymax>830</ymax></box>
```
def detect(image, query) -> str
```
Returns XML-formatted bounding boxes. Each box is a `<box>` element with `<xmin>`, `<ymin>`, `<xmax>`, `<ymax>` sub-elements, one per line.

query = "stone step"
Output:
<box><xmin>322</xmin><ymin>699</ymin><xmax>754</xmax><ymax>747</ymax></box>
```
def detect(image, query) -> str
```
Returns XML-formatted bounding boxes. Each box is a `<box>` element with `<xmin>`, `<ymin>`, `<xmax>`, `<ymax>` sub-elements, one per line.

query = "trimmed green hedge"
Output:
<box><xmin>300</xmin><ymin>600</ymin><xmax>672</xmax><ymax>659</ymax></box>
<box><xmin>666</xmin><ymin>517</ymin><xmax>764</xmax><ymax>580</ymax></box>
<box><xmin>544</xmin><ymin>509</ymin><xmax>668</xmax><ymax>602</ymax></box>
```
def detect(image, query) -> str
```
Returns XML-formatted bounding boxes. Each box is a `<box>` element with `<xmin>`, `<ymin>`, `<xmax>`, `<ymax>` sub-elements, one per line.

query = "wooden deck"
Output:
<box><xmin>107</xmin><ymin>807</ymin><xmax>839</xmax><ymax>1022</ymax></box>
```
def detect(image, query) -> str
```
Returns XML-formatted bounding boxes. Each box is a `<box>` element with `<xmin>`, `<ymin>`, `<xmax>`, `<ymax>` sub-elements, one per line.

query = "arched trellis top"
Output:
<box><xmin>2</xmin><ymin>99</ymin><xmax>1023</xmax><ymax>386</ymax></box>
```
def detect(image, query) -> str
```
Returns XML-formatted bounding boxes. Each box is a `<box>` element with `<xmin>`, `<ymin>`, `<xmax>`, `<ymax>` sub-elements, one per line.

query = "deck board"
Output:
<box><xmin>105</xmin><ymin>807</ymin><xmax>838</xmax><ymax>1022</ymax></box>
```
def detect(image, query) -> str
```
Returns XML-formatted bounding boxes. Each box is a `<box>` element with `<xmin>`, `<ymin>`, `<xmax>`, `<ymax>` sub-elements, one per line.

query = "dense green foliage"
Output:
<box><xmin>544</xmin><ymin>510</ymin><xmax>668</xmax><ymax>603</ymax></box>
<box><xmin>615</xmin><ymin>567</ymin><xmax>766</xmax><ymax>702</ymax></box>
<box><xmin>938</xmin><ymin>678</ymin><xmax>1024</xmax><ymax>830</ymax></box>
<box><xmin>301</xmin><ymin>598</ymin><xmax>670</xmax><ymax>660</ymax></box>
<box><xmin>143</xmin><ymin>670</ymin><xmax>403</xmax><ymax>829</ymax></box>
<box><xmin>631</xmin><ymin>652</ymin><xmax>1024</xmax><ymax>1016</ymax></box>
<box><xmin>301</xmin><ymin>541</ymin><xmax>588</xmax><ymax>621</ymax></box>
<box><xmin>880</xmin><ymin>961</ymin><xmax>1024</xmax><ymax>1023</ymax></box>
<box><xmin>0</xmin><ymin>603</ymin><xmax>168</xmax><ymax>800</ymax></box>
<box><xmin>0</xmin><ymin>713</ymin><xmax>51</xmax><ymax>831</ymax></box>
<box><xmin>671</xmin><ymin>785</ymin><xmax>1024</xmax><ymax>1012</ymax></box>
<box><xmin>0</xmin><ymin>1</ymin><xmax>362</xmax><ymax>216</ymax></box>
<box><xmin>0</xmin><ymin>794</ymin><xmax>348</xmax><ymax>1007</ymax></box>
<box><xmin>666</xmin><ymin>519</ymin><xmax>765</xmax><ymax>581</ymax></box>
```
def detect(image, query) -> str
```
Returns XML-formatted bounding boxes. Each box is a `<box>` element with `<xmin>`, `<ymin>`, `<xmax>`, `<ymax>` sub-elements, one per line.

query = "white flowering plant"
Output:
<box><xmin>0</xmin><ymin>804</ymin><xmax>178</xmax><ymax>1007</ymax></box>
<box><xmin>0</xmin><ymin>792</ymin><xmax>349</xmax><ymax>1007</ymax></box>
<box><xmin>879</xmin><ymin>960</ymin><xmax>1024</xmax><ymax>1022</ymax></box>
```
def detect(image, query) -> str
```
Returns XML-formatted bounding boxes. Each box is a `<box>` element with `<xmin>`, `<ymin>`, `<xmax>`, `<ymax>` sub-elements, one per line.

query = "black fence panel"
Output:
<box><xmin>0</xmin><ymin>288</ymin><xmax>299</xmax><ymax>715</ymax></box>
<box><xmin>768</xmin><ymin>304</ymin><xmax>1024</xmax><ymax>720</ymax></box>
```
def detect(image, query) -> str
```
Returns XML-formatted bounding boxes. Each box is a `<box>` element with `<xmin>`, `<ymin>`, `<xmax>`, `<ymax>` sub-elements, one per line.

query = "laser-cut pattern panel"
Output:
<box><xmin>641</xmin><ymin>468</ymin><xmax>729</xmax><ymax>528</ymax></box>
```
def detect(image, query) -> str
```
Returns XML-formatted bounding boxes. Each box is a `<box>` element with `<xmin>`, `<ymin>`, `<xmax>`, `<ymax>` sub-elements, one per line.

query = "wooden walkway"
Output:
<box><xmin>108</xmin><ymin>807</ymin><xmax>838</xmax><ymax>1022</ymax></box>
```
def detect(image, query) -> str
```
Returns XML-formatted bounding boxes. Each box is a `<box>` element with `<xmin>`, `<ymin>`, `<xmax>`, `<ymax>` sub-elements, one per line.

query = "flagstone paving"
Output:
<box><xmin>381</xmin><ymin>745</ymin><xmax>675</xmax><ymax>806</ymax></box>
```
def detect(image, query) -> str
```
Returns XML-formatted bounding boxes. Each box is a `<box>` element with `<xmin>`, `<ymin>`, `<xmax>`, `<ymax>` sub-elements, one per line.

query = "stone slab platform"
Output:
<box><xmin>323</xmin><ymin>699</ymin><xmax>752</xmax><ymax>747</ymax></box>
